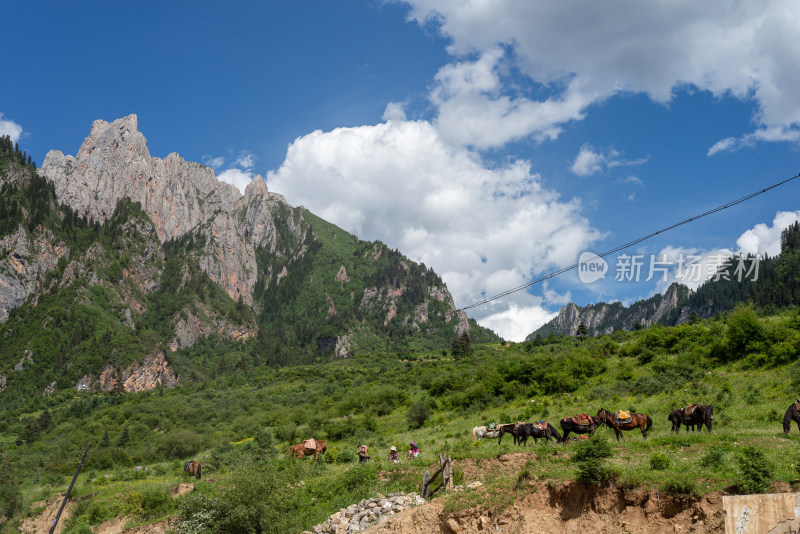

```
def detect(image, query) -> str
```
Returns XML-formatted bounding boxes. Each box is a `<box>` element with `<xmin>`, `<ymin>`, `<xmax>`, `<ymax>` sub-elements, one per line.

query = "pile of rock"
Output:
<box><xmin>308</xmin><ymin>492</ymin><xmax>426</xmax><ymax>533</ymax></box>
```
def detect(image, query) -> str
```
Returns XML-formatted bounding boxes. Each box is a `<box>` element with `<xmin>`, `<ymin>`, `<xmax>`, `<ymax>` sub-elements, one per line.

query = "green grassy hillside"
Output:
<box><xmin>2</xmin><ymin>307</ymin><xmax>800</xmax><ymax>532</ymax></box>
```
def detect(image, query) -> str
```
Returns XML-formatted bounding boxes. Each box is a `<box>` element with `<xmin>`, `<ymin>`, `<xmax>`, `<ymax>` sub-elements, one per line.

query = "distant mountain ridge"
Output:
<box><xmin>528</xmin><ymin>222</ymin><xmax>800</xmax><ymax>340</ymax></box>
<box><xmin>530</xmin><ymin>283</ymin><xmax>693</xmax><ymax>339</ymax></box>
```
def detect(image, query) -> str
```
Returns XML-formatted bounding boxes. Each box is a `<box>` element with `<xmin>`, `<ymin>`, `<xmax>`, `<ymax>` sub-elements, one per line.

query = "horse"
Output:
<box><xmin>783</xmin><ymin>401</ymin><xmax>800</xmax><ymax>434</ymax></box>
<box><xmin>559</xmin><ymin>417</ymin><xmax>598</xmax><ymax>442</ymax></box>
<box><xmin>183</xmin><ymin>461</ymin><xmax>201</xmax><ymax>480</ymax></box>
<box><xmin>497</xmin><ymin>423</ymin><xmax>525</xmax><ymax>445</ymax></box>
<box><xmin>517</xmin><ymin>422</ymin><xmax>562</xmax><ymax>445</ymax></box>
<box><xmin>289</xmin><ymin>439</ymin><xmax>327</xmax><ymax>463</ymax></box>
<box><xmin>682</xmin><ymin>404</ymin><xmax>713</xmax><ymax>432</ymax></box>
<box><xmin>472</xmin><ymin>425</ymin><xmax>500</xmax><ymax>442</ymax></box>
<box><xmin>668</xmin><ymin>409</ymin><xmax>684</xmax><ymax>433</ymax></box>
<box><xmin>596</xmin><ymin>409</ymin><xmax>652</xmax><ymax>441</ymax></box>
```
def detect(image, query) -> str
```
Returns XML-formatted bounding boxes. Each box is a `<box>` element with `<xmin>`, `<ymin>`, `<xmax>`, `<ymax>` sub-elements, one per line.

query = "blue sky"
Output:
<box><xmin>3</xmin><ymin>1</ymin><xmax>800</xmax><ymax>340</ymax></box>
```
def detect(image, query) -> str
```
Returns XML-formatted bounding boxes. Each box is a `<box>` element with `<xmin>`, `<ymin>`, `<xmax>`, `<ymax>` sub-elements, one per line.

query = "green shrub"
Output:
<box><xmin>661</xmin><ymin>475</ymin><xmax>696</xmax><ymax>494</ymax></box>
<box><xmin>701</xmin><ymin>447</ymin><xmax>725</xmax><ymax>469</ymax></box>
<box><xmin>736</xmin><ymin>446</ymin><xmax>773</xmax><ymax>494</ymax></box>
<box><xmin>123</xmin><ymin>484</ymin><xmax>175</xmax><ymax>519</ymax></box>
<box><xmin>407</xmin><ymin>401</ymin><xmax>432</xmax><ymax>429</ymax></box>
<box><xmin>649</xmin><ymin>452</ymin><xmax>670</xmax><ymax>471</ymax></box>
<box><xmin>573</xmin><ymin>435</ymin><xmax>614</xmax><ymax>484</ymax></box>
<box><xmin>156</xmin><ymin>430</ymin><xmax>205</xmax><ymax>460</ymax></box>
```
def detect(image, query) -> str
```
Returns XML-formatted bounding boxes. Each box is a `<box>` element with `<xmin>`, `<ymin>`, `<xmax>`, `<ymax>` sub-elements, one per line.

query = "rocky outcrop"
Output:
<box><xmin>170</xmin><ymin>305</ymin><xmax>256</xmax><ymax>351</ymax></box>
<box><xmin>334</xmin><ymin>333</ymin><xmax>353</xmax><ymax>358</ymax></box>
<box><xmin>311</xmin><ymin>492</ymin><xmax>426</xmax><ymax>534</ymax></box>
<box><xmin>41</xmin><ymin>115</ymin><xmax>306</xmax><ymax>306</ymax></box>
<box><xmin>97</xmin><ymin>351</ymin><xmax>179</xmax><ymax>392</ymax></box>
<box><xmin>0</xmin><ymin>225</ymin><xmax>68</xmax><ymax>322</ymax></box>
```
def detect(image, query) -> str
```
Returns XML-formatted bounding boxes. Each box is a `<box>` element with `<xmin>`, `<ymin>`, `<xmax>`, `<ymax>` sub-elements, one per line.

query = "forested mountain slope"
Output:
<box><xmin>0</xmin><ymin>120</ymin><xmax>498</xmax><ymax>404</ymax></box>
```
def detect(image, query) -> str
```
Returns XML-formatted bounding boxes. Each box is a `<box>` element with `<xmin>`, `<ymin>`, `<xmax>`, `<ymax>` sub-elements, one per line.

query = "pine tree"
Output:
<box><xmin>576</xmin><ymin>322</ymin><xmax>588</xmax><ymax>341</ymax></box>
<box><xmin>117</xmin><ymin>425</ymin><xmax>130</xmax><ymax>447</ymax></box>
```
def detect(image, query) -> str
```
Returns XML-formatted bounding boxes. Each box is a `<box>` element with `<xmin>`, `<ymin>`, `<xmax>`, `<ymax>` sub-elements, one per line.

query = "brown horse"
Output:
<box><xmin>596</xmin><ymin>409</ymin><xmax>652</xmax><ymax>441</ymax></box>
<box><xmin>183</xmin><ymin>460</ymin><xmax>201</xmax><ymax>479</ymax></box>
<box><xmin>290</xmin><ymin>439</ymin><xmax>327</xmax><ymax>463</ymax></box>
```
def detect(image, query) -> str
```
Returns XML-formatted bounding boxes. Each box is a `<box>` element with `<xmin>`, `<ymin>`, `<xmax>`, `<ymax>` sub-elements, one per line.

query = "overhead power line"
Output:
<box><xmin>458</xmin><ymin>171</ymin><xmax>800</xmax><ymax>312</ymax></box>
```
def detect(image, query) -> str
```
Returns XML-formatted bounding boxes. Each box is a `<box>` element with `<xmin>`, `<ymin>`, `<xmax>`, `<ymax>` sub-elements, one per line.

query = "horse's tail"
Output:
<box><xmin>196</xmin><ymin>463</ymin><xmax>201</xmax><ymax>480</ymax></box>
<box><xmin>646</xmin><ymin>415</ymin><xmax>653</xmax><ymax>431</ymax></box>
<box><xmin>472</xmin><ymin>427</ymin><xmax>478</xmax><ymax>442</ymax></box>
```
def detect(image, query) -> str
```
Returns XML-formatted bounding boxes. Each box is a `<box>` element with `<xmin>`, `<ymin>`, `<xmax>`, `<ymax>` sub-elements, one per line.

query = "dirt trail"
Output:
<box><xmin>18</xmin><ymin>495</ymin><xmax>71</xmax><ymax>534</ymax></box>
<box><xmin>94</xmin><ymin>518</ymin><xmax>175</xmax><ymax>534</ymax></box>
<box><xmin>20</xmin><ymin>483</ymin><xmax>191</xmax><ymax>534</ymax></box>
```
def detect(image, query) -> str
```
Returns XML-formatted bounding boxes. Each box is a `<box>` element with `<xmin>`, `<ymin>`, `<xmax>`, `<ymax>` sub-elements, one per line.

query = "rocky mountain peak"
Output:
<box><xmin>40</xmin><ymin>116</ymin><xmax>303</xmax><ymax>305</ymax></box>
<box><xmin>245</xmin><ymin>175</ymin><xmax>269</xmax><ymax>199</ymax></box>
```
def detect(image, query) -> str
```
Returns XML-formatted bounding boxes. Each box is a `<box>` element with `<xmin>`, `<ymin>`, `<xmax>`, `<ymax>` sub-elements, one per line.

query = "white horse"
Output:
<box><xmin>472</xmin><ymin>425</ymin><xmax>500</xmax><ymax>442</ymax></box>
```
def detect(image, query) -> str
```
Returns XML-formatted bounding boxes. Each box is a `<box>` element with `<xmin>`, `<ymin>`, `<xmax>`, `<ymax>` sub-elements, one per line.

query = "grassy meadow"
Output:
<box><xmin>2</xmin><ymin>306</ymin><xmax>800</xmax><ymax>532</ymax></box>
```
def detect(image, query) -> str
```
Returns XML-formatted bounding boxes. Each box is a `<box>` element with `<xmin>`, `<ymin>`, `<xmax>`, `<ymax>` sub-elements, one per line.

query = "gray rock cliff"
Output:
<box><xmin>41</xmin><ymin>115</ymin><xmax>303</xmax><ymax>306</ymax></box>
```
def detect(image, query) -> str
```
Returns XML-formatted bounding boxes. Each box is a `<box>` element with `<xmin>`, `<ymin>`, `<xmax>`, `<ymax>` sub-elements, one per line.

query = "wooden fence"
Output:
<box><xmin>421</xmin><ymin>453</ymin><xmax>453</xmax><ymax>499</ymax></box>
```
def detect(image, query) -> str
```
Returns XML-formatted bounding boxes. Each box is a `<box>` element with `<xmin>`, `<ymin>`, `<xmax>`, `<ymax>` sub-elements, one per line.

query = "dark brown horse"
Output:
<box><xmin>517</xmin><ymin>422</ymin><xmax>562</xmax><ymax>445</ymax></box>
<box><xmin>497</xmin><ymin>422</ymin><xmax>525</xmax><ymax>445</ymax></box>
<box><xmin>596</xmin><ymin>409</ymin><xmax>652</xmax><ymax>441</ymax></box>
<box><xmin>183</xmin><ymin>460</ymin><xmax>201</xmax><ymax>479</ymax></box>
<box><xmin>290</xmin><ymin>439</ymin><xmax>327</xmax><ymax>463</ymax></box>
<box><xmin>559</xmin><ymin>416</ymin><xmax>597</xmax><ymax>442</ymax></box>
<box><xmin>784</xmin><ymin>401</ymin><xmax>800</xmax><ymax>434</ymax></box>
<box><xmin>682</xmin><ymin>404</ymin><xmax>713</xmax><ymax>432</ymax></box>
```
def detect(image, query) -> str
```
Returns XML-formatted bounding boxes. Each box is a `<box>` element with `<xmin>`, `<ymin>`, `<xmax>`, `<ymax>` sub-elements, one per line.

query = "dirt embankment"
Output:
<box><xmin>366</xmin><ymin>452</ymin><xmax>724</xmax><ymax>534</ymax></box>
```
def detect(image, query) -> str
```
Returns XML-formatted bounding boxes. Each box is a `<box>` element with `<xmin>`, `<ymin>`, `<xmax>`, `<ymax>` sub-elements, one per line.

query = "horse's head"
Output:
<box><xmin>596</xmin><ymin>409</ymin><xmax>609</xmax><ymax>422</ymax></box>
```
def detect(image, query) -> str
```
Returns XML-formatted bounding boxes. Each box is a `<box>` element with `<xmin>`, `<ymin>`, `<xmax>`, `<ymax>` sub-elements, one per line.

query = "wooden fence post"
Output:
<box><xmin>421</xmin><ymin>471</ymin><xmax>431</xmax><ymax>499</ymax></box>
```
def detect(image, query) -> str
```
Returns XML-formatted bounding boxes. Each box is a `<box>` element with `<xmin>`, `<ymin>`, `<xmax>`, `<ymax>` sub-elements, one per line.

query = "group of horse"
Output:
<box><xmin>473</xmin><ymin>405</ymin><xmax>716</xmax><ymax>445</ymax></box>
<box><xmin>180</xmin><ymin>402</ymin><xmax>800</xmax><ymax>479</ymax></box>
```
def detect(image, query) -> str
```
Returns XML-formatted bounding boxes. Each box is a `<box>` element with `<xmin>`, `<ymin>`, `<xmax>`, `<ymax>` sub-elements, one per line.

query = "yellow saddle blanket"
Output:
<box><xmin>617</xmin><ymin>410</ymin><xmax>631</xmax><ymax>422</ymax></box>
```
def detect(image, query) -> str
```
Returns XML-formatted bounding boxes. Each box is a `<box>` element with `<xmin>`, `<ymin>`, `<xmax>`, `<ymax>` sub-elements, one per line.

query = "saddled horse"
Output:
<box><xmin>290</xmin><ymin>439</ymin><xmax>327</xmax><ymax>463</ymax></box>
<box><xmin>183</xmin><ymin>460</ymin><xmax>201</xmax><ymax>479</ymax></box>
<box><xmin>472</xmin><ymin>425</ymin><xmax>501</xmax><ymax>442</ymax></box>
<box><xmin>784</xmin><ymin>401</ymin><xmax>800</xmax><ymax>434</ymax></box>
<box><xmin>517</xmin><ymin>422</ymin><xmax>562</xmax><ymax>445</ymax></box>
<box><xmin>596</xmin><ymin>409</ymin><xmax>652</xmax><ymax>441</ymax></box>
<box><xmin>682</xmin><ymin>404</ymin><xmax>713</xmax><ymax>432</ymax></box>
<box><xmin>559</xmin><ymin>416</ymin><xmax>598</xmax><ymax>442</ymax></box>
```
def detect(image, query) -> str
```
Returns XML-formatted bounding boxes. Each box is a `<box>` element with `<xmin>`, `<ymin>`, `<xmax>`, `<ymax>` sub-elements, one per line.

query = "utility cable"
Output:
<box><xmin>458</xmin><ymin>171</ymin><xmax>800</xmax><ymax>311</ymax></box>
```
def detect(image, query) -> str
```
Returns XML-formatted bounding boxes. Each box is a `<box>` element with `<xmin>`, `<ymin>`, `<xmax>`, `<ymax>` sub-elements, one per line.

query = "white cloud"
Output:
<box><xmin>235</xmin><ymin>151</ymin><xmax>256</xmax><ymax>171</ymax></box>
<box><xmin>0</xmin><ymin>113</ymin><xmax>23</xmax><ymax>143</ymax></box>
<box><xmin>571</xmin><ymin>144</ymin><xmax>648</xmax><ymax>176</ymax></box>
<box><xmin>737</xmin><ymin>210</ymin><xmax>800</xmax><ymax>256</ymax></box>
<box><xmin>401</xmin><ymin>1</ymin><xmax>800</xmax><ymax>150</ymax></box>
<box><xmin>217</xmin><ymin>168</ymin><xmax>255</xmax><ymax>194</ymax></box>
<box><xmin>267</xmin><ymin>119</ymin><xmax>602</xmax><ymax>340</ymax></box>
<box><xmin>615</xmin><ymin>176</ymin><xmax>643</xmax><ymax>185</ymax></box>
<box><xmin>654</xmin><ymin>246</ymin><xmax>735</xmax><ymax>291</ymax></box>
<box><xmin>382</xmin><ymin>102</ymin><xmax>407</xmax><ymax>121</ymax></box>
<box><xmin>209</xmin><ymin>150</ymin><xmax>258</xmax><ymax>194</ymax></box>
<box><xmin>571</xmin><ymin>145</ymin><xmax>606</xmax><ymax>176</ymax></box>
<box><xmin>430</xmin><ymin>49</ymin><xmax>592</xmax><ymax>148</ymax></box>
<box><xmin>653</xmin><ymin>211</ymin><xmax>800</xmax><ymax>292</ymax></box>
<box><xmin>478</xmin><ymin>303</ymin><xmax>556</xmax><ymax>342</ymax></box>
<box><xmin>708</xmin><ymin>127</ymin><xmax>800</xmax><ymax>155</ymax></box>
<box><xmin>202</xmin><ymin>155</ymin><xmax>225</xmax><ymax>169</ymax></box>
